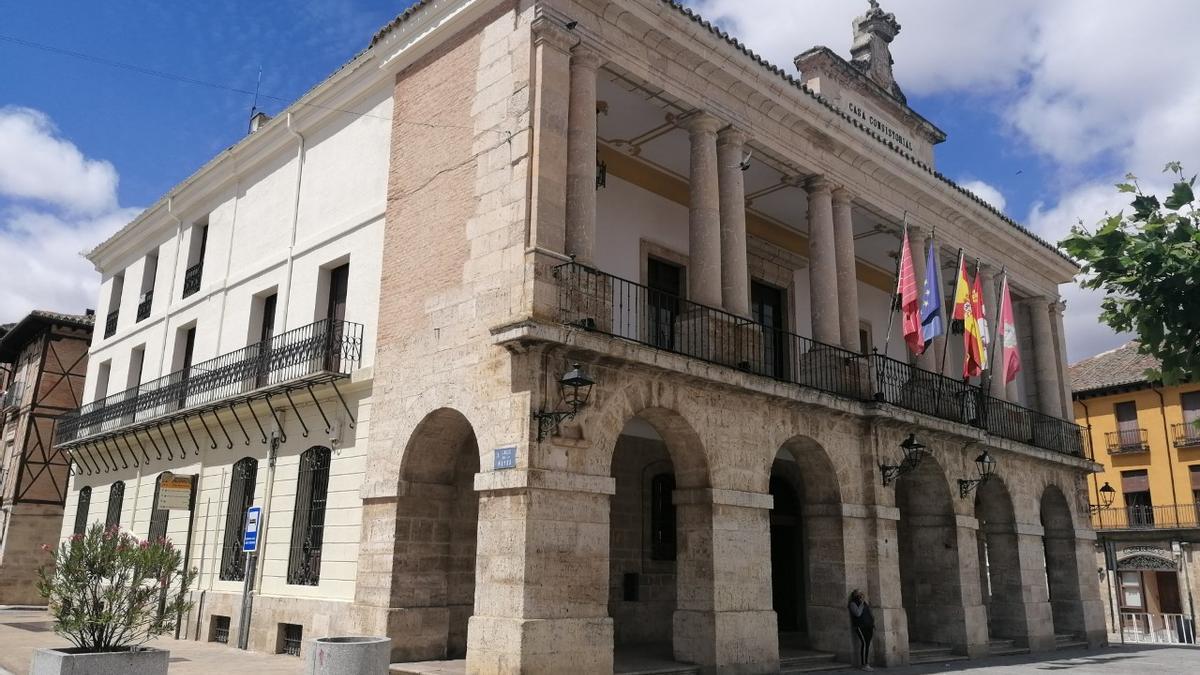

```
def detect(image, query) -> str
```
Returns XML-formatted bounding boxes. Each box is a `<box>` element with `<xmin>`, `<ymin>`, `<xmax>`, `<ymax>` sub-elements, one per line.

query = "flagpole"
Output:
<box><xmin>968</xmin><ymin>257</ymin><xmax>983</xmax><ymax>383</ymax></box>
<box><xmin>881</xmin><ymin>214</ymin><xmax>908</xmax><ymax>358</ymax></box>
<box><xmin>987</xmin><ymin>267</ymin><xmax>1007</xmax><ymax>394</ymax></box>
<box><xmin>939</xmin><ymin>248</ymin><xmax>965</xmax><ymax>376</ymax></box>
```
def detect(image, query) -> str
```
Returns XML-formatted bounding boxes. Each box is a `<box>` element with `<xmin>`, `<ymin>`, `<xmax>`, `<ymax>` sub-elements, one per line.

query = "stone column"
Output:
<box><xmin>466</xmin><ymin>470</ymin><xmax>616</xmax><ymax>674</ymax></box>
<box><xmin>832</xmin><ymin>188</ymin><xmax>860</xmax><ymax>351</ymax></box>
<box><xmin>1050</xmin><ymin>300</ymin><xmax>1074</xmax><ymax>418</ymax></box>
<box><xmin>1026</xmin><ymin>297</ymin><xmax>1064</xmax><ymax>419</ymax></box>
<box><xmin>806</xmin><ymin>177</ymin><xmax>841</xmax><ymax>346</ymax></box>
<box><xmin>716</xmin><ymin>127</ymin><xmax>751</xmax><ymax>317</ymax></box>
<box><xmin>685</xmin><ymin>113</ymin><xmax>724</xmax><ymax>308</ymax></box>
<box><xmin>527</xmin><ymin>17</ymin><xmax>574</xmax><ymax>256</ymax></box>
<box><xmin>855</xmin><ymin>504</ymin><xmax>908</xmax><ymax>667</ymax></box>
<box><xmin>565</xmin><ymin>46</ymin><xmax>602</xmax><ymax>264</ymax></box>
<box><xmin>1013</xmin><ymin>526</ymin><xmax>1057</xmax><ymax>651</ymax></box>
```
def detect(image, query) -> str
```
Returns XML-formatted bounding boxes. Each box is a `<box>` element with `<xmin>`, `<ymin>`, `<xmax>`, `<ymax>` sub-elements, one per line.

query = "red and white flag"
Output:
<box><xmin>897</xmin><ymin>227</ymin><xmax>923</xmax><ymax>355</ymax></box>
<box><xmin>998</xmin><ymin>275</ymin><xmax>1021</xmax><ymax>383</ymax></box>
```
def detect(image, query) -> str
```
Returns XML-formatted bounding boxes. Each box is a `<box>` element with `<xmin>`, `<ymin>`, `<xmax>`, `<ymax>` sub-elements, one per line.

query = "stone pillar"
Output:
<box><xmin>806</xmin><ymin>177</ymin><xmax>841</xmax><ymax>346</ymax></box>
<box><xmin>1026</xmin><ymin>297</ymin><xmax>1064</xmax><ymax>419</ymax></box>
<box><xmin>952</xmin><ymin>516</ymin><xmax>994</xmax><ymax>658</ymax></box>
<box><xmin>832</xmin><ymin>188</ymin><xmax>860</xmax><ymax>351</ymax></box>
<box><xmin>565</xmin><ymin>46</ymin><xmax>602</xmax><ymax>264</ymax></box>
<box><xmin>672</xmin><ymin>488</ymin><xmax>779</xmax><ymax>673</ymax></box>
<box><xmin>1049</xmin><ymin>300</ymin><xmax>1074</xmax><ymax>418</ymax></box>
<box><xmin>716</xmin><ymin>127</ymin><xmax>751</xmax><ymax>317</ymax></box>
<box><xmin>855</xmin><ymin>504</ymin><xmax>908</xmax><ymax>667</ymax></box>
<box><xmin>685</xmin><ymin>113</ymin><xmax>724</xmax><ymax>308</ymax></box>
<box><xmin>527</xmin><ymin>17</ymin><xmax>574</xmax><ymax>256</ymax></box>
<box><xmin>1013</xmin><ymin>526</ymin><xmax>1057</xmax><ymax>651</ymax></box>
<box><xmin>466</xmin><ymin>470</ymin><xmax>615</xmax><ymax>674</ymax></box>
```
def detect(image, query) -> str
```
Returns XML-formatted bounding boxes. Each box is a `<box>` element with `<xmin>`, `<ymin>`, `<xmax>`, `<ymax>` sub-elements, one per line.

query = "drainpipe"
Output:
<box><xmin>1152</xmin><ymin>387</ymin><xmax>1181</xmax><ymax>526</ymax></box>
<box><xmin>251</xmin><ymin>427</ymin><xmax>281</xmax><ymax>597</ymax></box>
<box><xmin>1078</xmin><ymin>397</ymin><xmax>1101</xmax><ymax>508</ymax></box>
<box><xmin>163</xmin><ymin>197</ymin><xmax>186</xmax><ymax>377</ymax></box>
<box><xmin>279</xmin><ymin>112</ymin><xmax>306</xmax><ymax>331</ymax></box>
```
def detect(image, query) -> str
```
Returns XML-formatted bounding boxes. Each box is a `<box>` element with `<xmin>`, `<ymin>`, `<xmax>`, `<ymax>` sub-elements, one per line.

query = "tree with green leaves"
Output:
<box><xmin>1060</xmin><ymin>163</ymin><xmax>1199</xmax><ymax>384</ymax></box>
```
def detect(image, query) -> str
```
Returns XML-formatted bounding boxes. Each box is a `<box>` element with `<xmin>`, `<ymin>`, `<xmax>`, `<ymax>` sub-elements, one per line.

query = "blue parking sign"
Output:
<box><xmin>243</xmin><ymin>505</ymin><xmax>262</xmax><ymax>552</ymax></box>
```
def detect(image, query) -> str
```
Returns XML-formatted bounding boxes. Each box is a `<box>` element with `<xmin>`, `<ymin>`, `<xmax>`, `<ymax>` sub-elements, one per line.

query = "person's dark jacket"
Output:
<box><xmin>849</xmin><ymin>599</ymin><xmax>875</xmax><ymax>630</ymax></box>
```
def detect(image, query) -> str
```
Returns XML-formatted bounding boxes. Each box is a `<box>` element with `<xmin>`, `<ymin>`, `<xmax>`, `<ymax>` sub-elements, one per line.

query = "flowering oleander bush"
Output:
<box><xmin>36</xmin><ymin>523</ymin><xmax>196</xmax><ymax>651</ymax></box>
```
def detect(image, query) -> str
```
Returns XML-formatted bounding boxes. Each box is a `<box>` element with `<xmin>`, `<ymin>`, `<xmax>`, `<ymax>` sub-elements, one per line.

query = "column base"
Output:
<box><xmin>465</xmin><ymin>615</ymin><xmax>613</xmax><ymax>675</ymax></box>
<box><xmin>674</xmin><ymin>310</ymin><xmax>763</xmax><ymax>372</ymax></box>
<box><xmin>868</xmin><ymin>606</ymin><xmax>908</xmax><ymax>667</ymax></box>
<box><xmin>673</xmin><ymin>609</ymin><xmax>779</xmax><ymax>674</ymax></box>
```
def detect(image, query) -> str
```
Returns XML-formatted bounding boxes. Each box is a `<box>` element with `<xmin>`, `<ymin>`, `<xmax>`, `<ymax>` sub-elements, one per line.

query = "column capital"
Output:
<box><xmin>716</xmin><ymin>125</ymin><xmax>750</xmax><ymax>149</ymax></box>
<box><xmin>831</xmin><ymin>186</ymin><xmax>853</xmax><ymax>206</ymax></box>
<box><xmin>531</xmin><ymin>16</ymin><xmax>576</xmax><ymax>53</ymax></box>
<box><xmin>805</xmin><ymin>174</ymin><xmax>834</xmax><ymax>195</ymax></box>
<box><xmin>569</xmin><ymin>44</ymin><xmax>604</xmax><ymax>70</ymax></box>
<box><xmin>681</xmin><ymin>111</ymin><xmax>723</xmax><ymax>136</ymax></box>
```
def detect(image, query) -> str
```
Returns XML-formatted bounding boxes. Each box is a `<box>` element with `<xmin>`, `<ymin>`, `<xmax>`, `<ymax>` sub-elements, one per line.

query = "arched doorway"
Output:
<box><xmin>392</xmin><ymin>408</ymin><xmax>480</xmax><ymax>661</ymax></box>
<box><xmin>974</xmin><ymin>478</ymin><xmax>1026</xmax><ymax>644</ymax></box>
<box><xmin>607</xmin><ymin>410</ymin><xmax>709</xmax><ymax>666</ymax></box>
<box><xmin>896</xmin><ymin>457</ymin><xmax>966</xmax><ymax>650</ymax></box>
<box><xmin>1041</xmin><ymin>485</ymin><xmax>1085</xmax><ymax>640</ymax></box>
<box><xmin>769</xmin><ymin>437</ymin><xmax>846</xmax><ymax>655</ymax></box>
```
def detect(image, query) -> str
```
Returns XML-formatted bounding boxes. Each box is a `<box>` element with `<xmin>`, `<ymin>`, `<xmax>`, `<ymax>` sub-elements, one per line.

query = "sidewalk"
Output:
<box><xmin>0</xmin><ymin>608</ymin><xmax>300</xmax><ymax>675</ymax></box>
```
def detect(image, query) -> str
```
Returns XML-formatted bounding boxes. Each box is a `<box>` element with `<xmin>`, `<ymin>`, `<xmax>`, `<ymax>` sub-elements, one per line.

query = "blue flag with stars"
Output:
<box><xmin>920</xmin><ymin>239</ymin><xmax>944</xmax><ymax>346</ymax></box>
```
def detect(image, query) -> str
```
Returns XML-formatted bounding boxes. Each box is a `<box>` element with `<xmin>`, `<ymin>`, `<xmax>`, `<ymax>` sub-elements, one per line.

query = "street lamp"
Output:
<box><xmin>958</xmin><ymin>449</ymin><xmax>997</xmax><ymax>499</ymax></box>
<box><xmin>533</xmin><ymin>363</ymin><xmax>596</xmax><ymax>441</ymax></box>
<box><xmin>880</xmin><ymin>433</ymin><xmax>927</xmax><ymax>487</ymax></box>
<box><xmin>1089</xmin><ymin>481</ymin><xmax>1116</xmax><ymax>513</ymax></box>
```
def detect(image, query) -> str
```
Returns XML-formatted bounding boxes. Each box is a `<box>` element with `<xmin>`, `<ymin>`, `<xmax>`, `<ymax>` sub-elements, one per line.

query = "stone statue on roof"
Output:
<box><xmin>851</xmin><ymin>0</ymin><xmax>906</xmax><ymax>103</ymax></box>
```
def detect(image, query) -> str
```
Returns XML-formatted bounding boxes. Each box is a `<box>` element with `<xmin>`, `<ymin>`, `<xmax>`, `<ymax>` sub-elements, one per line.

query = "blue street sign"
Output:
<box><xmin>243</xmin><ymin>505</ymin><xmax>262</xmax><ymax>553</ymax></box>
<box><xmin>494</xmin><ymin>445</ymin><xmax>517</xmax><ymax>470</ymax></box>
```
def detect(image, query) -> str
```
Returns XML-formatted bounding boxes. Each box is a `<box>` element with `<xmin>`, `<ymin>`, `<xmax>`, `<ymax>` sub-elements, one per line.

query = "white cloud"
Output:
<box><xmin>959</xmin><ymin>180</ymin><xmax>1006</xmax><ymax>213</ymax></box>
<box><xmin>0</xmin><ymin>108</ymin><xmax>136</xmax><ymax>320</ymax></box>
<box><xmin>0</xmin><ymin>107</ymin><xmax>120</xmax><ymax>214</ymax></box>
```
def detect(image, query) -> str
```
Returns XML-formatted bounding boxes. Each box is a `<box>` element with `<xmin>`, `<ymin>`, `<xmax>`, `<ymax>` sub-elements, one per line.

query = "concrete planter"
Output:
<box><xmin>30</xmin><ymin>646</ymin><xmax>169</xmax><ymax>675</ymax></box>
<box><xmin>305</xmin><ymin>636</ymin><xmax>391</xmax><ymax>674</ymax></box>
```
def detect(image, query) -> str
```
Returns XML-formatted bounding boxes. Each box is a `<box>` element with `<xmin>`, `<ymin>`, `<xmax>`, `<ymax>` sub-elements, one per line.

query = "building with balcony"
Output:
<box><xmin>1071</xmin><ymin>341</ymin><xmax>1200</xmax><ymax>645</ymax></box>
<box><xmin>52</xmin><ymin>0</ymin><xmax>1106</xmax><ymax>671</ymax></box>
<box><xmin>0</xmin><ymin>309</ymin><xmax>93</xmax><ymax>605</ymax></box>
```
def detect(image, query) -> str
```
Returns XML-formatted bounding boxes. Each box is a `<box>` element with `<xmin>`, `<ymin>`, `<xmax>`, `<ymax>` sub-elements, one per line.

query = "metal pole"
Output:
<box><xmin>940</xmin><ymin>249</ymin><xmax>966</xmax><ymax>376</ymax></box>
<box><xmin>881</xmin><ymin>216</ymin><xmax>907</xmax><ymax>358</ymax></box>
<box><xmin>175</xmin><ymin>478</ymin><xmax>198</xmax><ymax>640</ymax></box>
<box><xmin>237</xmin><ymin>552</ymin><xmax>256</xmax><ymax>649</ymax></box>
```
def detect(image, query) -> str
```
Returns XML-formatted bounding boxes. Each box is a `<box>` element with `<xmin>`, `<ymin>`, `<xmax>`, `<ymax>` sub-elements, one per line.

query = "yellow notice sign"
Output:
<box><xmin>156</xmin><ymin>473</ymin><xmax>194</xmax><ymax>510</ymax></box>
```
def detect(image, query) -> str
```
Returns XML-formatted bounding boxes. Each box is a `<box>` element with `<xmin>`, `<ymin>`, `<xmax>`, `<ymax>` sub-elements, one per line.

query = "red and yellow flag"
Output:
<box><xmin>963</xmin><ymin>266</ymin><xmax>988</xmax><ymax>378</ymax></box>
<box><xmin>950</xmin><ymin>254</ymin><xmax>970</xmax><ymax>333</ymax></box>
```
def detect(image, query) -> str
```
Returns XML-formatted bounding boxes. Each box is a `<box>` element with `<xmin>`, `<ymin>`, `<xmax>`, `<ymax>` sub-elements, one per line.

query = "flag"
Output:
<box><xmin>950</xmin><ymin>253</ymin><xmax>969</xmax><ymax>334</ymax></box>
<box><xmin>919</xmin><ymin>239</ymin><xmax>943</xmax><ymax>348</ymax></box>
<box><xmin>973</xmin><ymin>268</ymin><xmax>990</xmax><ymax>367</ymax></box>
<box><xmin>963</xmin><ymin>265</ymin><xmax>988</xmax><ymax>378</ymax></box>
<box><xmin>897</xmin><ymin>228</ymin><xmax>923</xmax><ymax>355</ymax></box>
<box><xmin>998</xmin><ymin>275</ymin><xmax>1021</xmax><ymax>384</ymax></box>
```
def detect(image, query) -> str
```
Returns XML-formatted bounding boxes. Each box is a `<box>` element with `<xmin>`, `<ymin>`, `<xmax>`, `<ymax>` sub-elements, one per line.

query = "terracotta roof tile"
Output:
<box><xmin>1068</xmin><ymin>341</ymin><xmax>1160</xmax><ymax>393</ymax></box>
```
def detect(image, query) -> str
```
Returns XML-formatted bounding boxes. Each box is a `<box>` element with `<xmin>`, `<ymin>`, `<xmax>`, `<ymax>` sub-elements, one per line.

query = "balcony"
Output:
<box><xmin>182</xmin><ymin>262</ymin><xmax>203</xmax><ymax>298</ymax></box>
<box><xmin>54</xmin><ymin>318</ymin><xmax>364</xmax><ymax>447</ymax></box>
<box><xmin>1107</xmin><ymin>428</ymin><xmax>1150</xmax><ymax>454</ymax></box>
<box><xmin>104</xmin><ymin>310</ymin><xmax>119</xmax><ymax>338</ymax></box>
<box><xmin>1172</xmin><ymin>422</ymin><xmax>1200</xmax><ymax>449</ymax></box>
<box><xmin>1092</xmin><ymin>504</ymin><xmax>1200</xmax><ymax>531</ymax></box>
<box><xmin>554</xmin><ymin>263</ymin><xmax>1090</xmax><ymax>458</ymax></box>
<box><xmin>136</xmin><ymin>290</ymin><xmax>153</xmax><ymax>322</ymax></box>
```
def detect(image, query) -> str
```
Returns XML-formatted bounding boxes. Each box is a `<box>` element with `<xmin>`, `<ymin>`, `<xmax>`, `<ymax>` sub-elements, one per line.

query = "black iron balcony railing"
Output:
<box><xmin>1092</xmin><ymin>504</ymin><xmax>1200</xmax><ymax>530</ymax></box>
<box><xmin>136</xmin><ymin>291</ymin><xmax>153</xmax><ymax>322</ymax></box>
<box><xmin>54</xmin><ymin>319</ymin><xmax>363</xmax><ymax>446</ymax></box>
<box><xmin>1171</xmin><ymin>422</ymin><xmax>1200</xmax><ymax>449</ymax></box>
<box><xmin>182</xmin><ymin>262</ymin><xmax>203</xmax><ymax>298</ymax></box>
<box><xmin>104</xmin><ymin>310</ymin><xmax>119</xmax><ymax>338</ymax></box>
<box><xmin>555</xmin><ymin>262</ymin><xmax>1091</xmax><ymax>459</ymax></box>
<box><xmin>1107</xmin><ymin>428</ymin><xmax>1150</xmax><ymax>454</ymax></box>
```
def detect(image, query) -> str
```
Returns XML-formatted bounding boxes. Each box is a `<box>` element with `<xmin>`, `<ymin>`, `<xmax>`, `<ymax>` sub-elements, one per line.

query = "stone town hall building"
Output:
<box><xmin>52</xmin><ymin>0</ymin><xmax>1104</xmax><ymax>671</ymax></box>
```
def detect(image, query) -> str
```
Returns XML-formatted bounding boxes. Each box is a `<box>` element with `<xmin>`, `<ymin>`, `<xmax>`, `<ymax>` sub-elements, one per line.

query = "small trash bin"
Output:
<box><xmin>305</xmin><ymin>636</ymin><xmax>391</xmax><ymax>675</ymax></box>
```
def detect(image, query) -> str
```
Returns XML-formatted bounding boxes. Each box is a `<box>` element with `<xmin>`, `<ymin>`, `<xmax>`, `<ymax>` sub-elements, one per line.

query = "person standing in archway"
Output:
<box><xmin>848</xmin><ymin>589</ymin><xmax>875</xmax><ymax>671</ymax></box>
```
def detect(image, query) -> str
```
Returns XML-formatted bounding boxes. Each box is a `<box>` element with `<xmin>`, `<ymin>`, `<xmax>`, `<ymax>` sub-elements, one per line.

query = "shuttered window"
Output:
<box><xmin>287</xmin><ymin>446</ymin><xmax>332</xmax><ymax>586</ymax></box>
<box><xmin>220</xmin><ymin>458</ymin><xmax>259</xmax><ymax>581</ymax></box>
<box><xmin>104</xmin><ymin>481</ymin><xmax>124</xmax><ymax>529</ymax></box>
<box><xmin>73</xmin><ymin>487</ymin><xmax>91</xmax><ymax>535</ymax></box>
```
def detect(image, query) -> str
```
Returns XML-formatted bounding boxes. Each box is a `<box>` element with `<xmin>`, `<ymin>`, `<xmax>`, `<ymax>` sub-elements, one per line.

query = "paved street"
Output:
<box><xmin>823</xmin><ymin>644</ymin><xmax>1200</xmax><ymax>675</ymax></box>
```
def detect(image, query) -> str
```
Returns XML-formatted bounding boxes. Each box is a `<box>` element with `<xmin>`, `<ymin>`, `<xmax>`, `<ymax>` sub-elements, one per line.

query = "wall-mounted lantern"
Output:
<box><xmin>957</xmin><ymin>449</ymin><xmax>997</xmax><ymax>499</ymax></box>
<box><xmin>533</xmin><ymin>363</ymin><xmax>596</xmax><ymax>441</ymax></box>
<box><xmin>1089</xmin><ymin>481</ymin><xmax>1116</xmax><ymax>513</ymax></box>
<box><xmin>880</xmin><ymin>433</ymin><xmax>927</xmax><ymax>487</ymax></box>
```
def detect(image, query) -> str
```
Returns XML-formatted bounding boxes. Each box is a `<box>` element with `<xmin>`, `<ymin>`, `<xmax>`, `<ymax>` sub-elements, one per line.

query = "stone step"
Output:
<box><xmin>615</xmin><ymin>666</ymin><xmax>700</xmax><ymax>675</ymax></box>
<box><xmin>780</xmin><ymin>651</ymin><xmax>841</xmax><ymax>673</ymax></box>
<box><xmin>909</xmin><ymin>645</ymin><xmax>968</xmax><ymax>665</ymax></box>
<box><xmin>988</xmin><ymin>638</ymin><xmax>1028</xmax><ymax>656</ymax></box>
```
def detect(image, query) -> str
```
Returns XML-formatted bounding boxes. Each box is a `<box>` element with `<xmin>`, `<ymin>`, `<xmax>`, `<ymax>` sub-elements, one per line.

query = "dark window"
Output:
<box><xmin>255</xmin><ymin>294</ymin><xmax>278</xmax><ymax>388</ymax></box>
<box><xmin>288</xmin><ymin>446</ymin><xmax>332</xmax><ymax>585</ymax></box>
<box><xmin>220</xmin><ymin>458</ymin><xmax>259</xmax><ymax>581</ymax></box>
<box><xmin>176</xmin><ymin>327</ymin><xmax>196</xmax><ymax>409</ymax></box>
<box><xmin>280</xmin><ymin>623</ymin><xmax>303</xmax><ymax>656</ymax></box>
<box><xmin>752</xmin><ymin>280</ymin><xmax>788</xmax><ymax>378</ymax></box>
<box><xmin>326</xmin><ymin>264</ymin><xmax>349</xmax><ymax>322</ymax></box>
<box><xmin>650</xmin><ymin>472</ymin><xmax>677</xmax><ymax>561</ymax></box>
<box><xmin>183</xmin><ymin>225</ymin><xmax>208</xmax><ymax>298</ymax></box>
<box><xmin>73</xmin><ymin>486</ymin><xmax>91</xmax><ymax>535</ymax></box>
<box><xmin>148</xmin><ymin>475</ymin><xmax>169</xmax><ymax>542</ymax></box>
<box><xmin>646</xmin><ymin>258</ymin><xmax>682</xmax><ymax>350</ymax></box>
<box><xmin>1183</xmin><ymin>392</ymin><xmax>1200</xmax><ymax>425</ymax></box>
<box><xmin>210</xmin><ymin>616</ymin><xmax>231</xmax><ymax>644</ymax></box>
<box><xmin>858</xmin><ymin>325</ymin><xmax>872</xmax><ymax>355</ymax></box>
<box><xmin>1121</xmin><ymin>469</ymin><xmax>1153</xmax><ymax>527</ymax></box>
<box><xmin>104</xmin><ymin>481</ymin><xmax>124</xmax><ymax>529</ymax></box>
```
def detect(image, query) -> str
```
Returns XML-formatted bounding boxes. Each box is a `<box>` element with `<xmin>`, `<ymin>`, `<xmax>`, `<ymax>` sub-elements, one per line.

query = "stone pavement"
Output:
<box><xmin>824</xmin><ymin>644</ymin><xmax>1200</xmax><ymax>674</ymax></box>
<box><xmin>0</xmin><ymin>607</ymin><xmax>300</xmax><ymax>675</ymax></box>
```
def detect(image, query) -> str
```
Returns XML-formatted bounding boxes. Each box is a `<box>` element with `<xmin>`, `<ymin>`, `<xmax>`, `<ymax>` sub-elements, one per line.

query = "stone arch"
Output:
<box><xmin>388</xmin><ymin>407</ymin><xmax>480</xmax><ymax>661</ymax></box>
<box><xmin>1040</xmin><ymin>483</ymin><xmax>1085</xmax><ymax>639</ymax></box>
<box><xmin>770</xmin><ymin>434</ymin><xmax>848</xmax><ymax>655</ymax></box>
<box><xmin>974</xmin><ymin>477</ymin><xmax>1027</xmax><ymax>643</ymax></box>
<box><xmin>896</xmin><ymin>453</ymin><xmax>967</xmax><ymax>649</ymax></box>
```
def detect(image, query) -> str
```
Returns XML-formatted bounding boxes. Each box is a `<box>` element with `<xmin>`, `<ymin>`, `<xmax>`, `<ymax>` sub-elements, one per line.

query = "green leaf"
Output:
<box><xmin>1164</xmin><ymin>181</ymin><xmax>1195</xmax><ymax>210</ymax></box>
<box><xmin>1116</xmin><ymin>182</ymin><xmax>1137</xmax><ymax>193</ymax></box>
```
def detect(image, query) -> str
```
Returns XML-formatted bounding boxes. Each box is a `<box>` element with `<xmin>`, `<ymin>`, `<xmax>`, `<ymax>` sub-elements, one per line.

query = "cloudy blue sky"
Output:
<box><xmin>2</xmin><ymin>1</ymin><xmax>1197</xmax><ymax>362</ymax></box>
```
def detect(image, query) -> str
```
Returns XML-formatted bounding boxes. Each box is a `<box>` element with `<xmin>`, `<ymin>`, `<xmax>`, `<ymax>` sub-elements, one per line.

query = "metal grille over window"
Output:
<box><xmin>280</xmin><ymin>624</ymin><xmax>303</xmax><ymax>656</ymax></box>
<box><xmin>136</xmin><ymin>290</ymin><xmax>153</xmax><ymax>321</ymax></box>
<box><xmin>104</xmin><ymin>310</ymin><xmax>119</xmax><ymax>338</ymax></box>
<box><xmin>104</xmin><ymin>481</ymin><xmax>124</xmax><ymax>528</ymax></box>
<box><xmin>210</xmin><ymin>616</ymin><xmax>231</xmax><ymax>644</ymax></box>
<box><xmin>287</xmin><ymin>446</ymin><xmax>331</xmax><ymax>586</ymax></box>
<box><xmin>182</xmin><ymin>262</ymin><xmax>203</xmax><ymax>298</ymax></box>
<box><xmin>220</xmin><ymin>458</ymin><xmax>258</xmax><ymax>581</ymax></box>
<box><xmin>148</xmin><ymin>476</ymin><xmax>168</xmax><ymax>542</ymax></box>
<box><xmin>73</xmin><ymin>486</ymin><xmax>91</xmax><ymax>535</ymax></box>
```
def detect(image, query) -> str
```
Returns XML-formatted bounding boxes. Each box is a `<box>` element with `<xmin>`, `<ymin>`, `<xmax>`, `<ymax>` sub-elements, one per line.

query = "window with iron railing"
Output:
<box><xmin>1107</xmin><ymin>428</ymin><xmax>1150</xmax><ymax>454</ymax></box>
<box><xmin>104</xmin><ymin>310</ymin><xmax>119</xmax><ymax>338</ymax></box>
<box><xmin>279</xmin><ymin>623</ymin><xmax>303</xmax><ymax>656</ymax></box>
<box><xmin>148</xmin><ymin>475</ymin><xmax>168</xmax><ymax>542</ymax></box>
<box><xmin>104</xmin><ymin>481</ymin><xmax>124</xmax><ymax>529</ymax></box>
<box><xmin>182</xmin><ymin>263</ymin><xmax>203</xmax><ymax>298</ymax></box>
<box><xmin>136</xmin><ymin>290</ymin><xmax>153</xmax><ymax>322</ymax></box>
<box><xmin>287</xmin><ymin>446</ymin><xmax>331</xmax><ymax>586</ymax></box>
<box><xmin>73</xmin><ymin>486</ymin><xmax>91</xmax><ymax>535</ymax></box>
<box><xmin>220</xmin><ymin>457</ymin><xmax>258</xmax><ymax>581</ymax></box>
